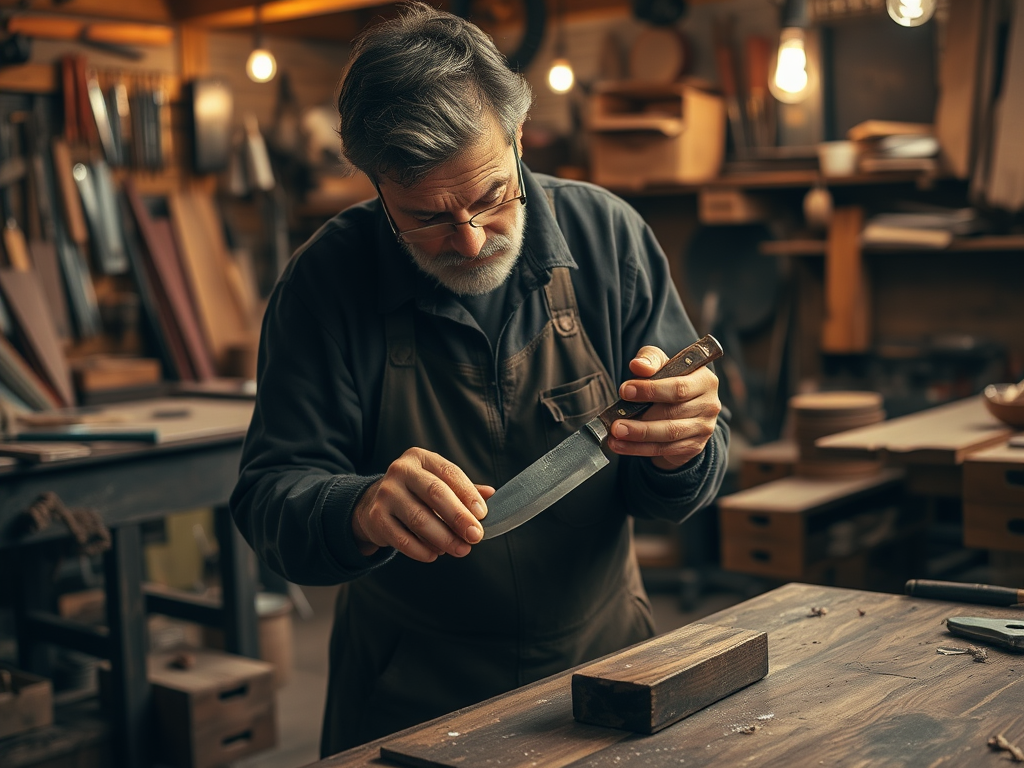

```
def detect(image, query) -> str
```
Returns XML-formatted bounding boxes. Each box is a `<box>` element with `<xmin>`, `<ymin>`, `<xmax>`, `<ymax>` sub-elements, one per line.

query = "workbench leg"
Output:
<box><xmin>215</xmin><ymin>505</ymin><xmax>260</xmax><ymax>658</ymax></box>
<box><xmin>103</xmin><ymin>523</ymin><xmax>151</xmax><ymax>768</ymax></box>
<box><xmin>12</xmin><ymin>544</ymin><xmax>56</xmax><ymax>676</ymax></box>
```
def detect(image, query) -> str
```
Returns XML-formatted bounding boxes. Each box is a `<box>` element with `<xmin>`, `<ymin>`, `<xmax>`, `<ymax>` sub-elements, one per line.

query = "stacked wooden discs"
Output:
<box><xmin>789</xmin><ymin>391</ymin><xmax>885</xmax><ymax>478</ymax></box>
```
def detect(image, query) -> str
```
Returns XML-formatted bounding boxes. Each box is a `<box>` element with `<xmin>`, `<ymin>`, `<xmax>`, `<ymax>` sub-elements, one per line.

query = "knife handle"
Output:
<box><xmin>596</xmin><ymin>334</ymin><xmax>724</xmax><ymax>433</ymax></box>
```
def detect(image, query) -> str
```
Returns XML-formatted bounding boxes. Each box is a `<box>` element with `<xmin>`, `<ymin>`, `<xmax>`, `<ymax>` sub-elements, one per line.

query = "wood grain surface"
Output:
<box><xmin>815</xmin><ymin>396</ymin><xmax>1012</xmax><ymax>465</ymax></box>
<box><xmin>572</xmin><ymin>623</ymin><xmax>767</xmax><ymax>733</ymax></box>
<box><xmin>316</xmin><ymin>583</ymin><xmax>1024</xmax><ymax>768</ymax></box>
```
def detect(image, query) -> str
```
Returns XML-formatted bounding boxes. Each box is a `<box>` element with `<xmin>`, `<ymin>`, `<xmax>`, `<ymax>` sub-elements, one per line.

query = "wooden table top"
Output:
<box><xmin>815</xmin><ymin>395</ymin><xmax>1013</xmax><ymax>465</ymax></box>
<box><xmin>314</xmin><ymin>583</ymin><xmax>1024</xmax><ymax>768</ymax></box>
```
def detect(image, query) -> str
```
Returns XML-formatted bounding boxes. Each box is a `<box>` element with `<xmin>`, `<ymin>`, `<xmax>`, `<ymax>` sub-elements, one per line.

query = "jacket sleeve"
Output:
<box><xmin>613</xmin><ymin>208</ymin><xmax>731</xmax><ymax>524</ymax></box>
<box><xmin>229</xmin><ymin>278</ymin><xmax>395</xmax><ymax>586</ymax></box>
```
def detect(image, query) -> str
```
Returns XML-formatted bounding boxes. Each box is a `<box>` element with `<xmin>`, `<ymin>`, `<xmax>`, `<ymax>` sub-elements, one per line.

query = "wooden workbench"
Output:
<box><xmin>313</xmin><ymin>582</ymin><xmax>1023</xmax><ymax>768</ymax></box>
<box><xmin>814</xmin><ymin>395</ymin><xmax>1014</xmax><ymax>496</ymax></box>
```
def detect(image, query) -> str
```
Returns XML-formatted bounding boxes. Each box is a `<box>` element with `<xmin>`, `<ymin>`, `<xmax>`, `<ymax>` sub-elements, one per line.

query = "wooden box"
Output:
<box><xmin>148</xmin><ymin>649</ymin><xmax>276</xmax><ymax>768</ymax></box>
<box><xmin>0</xmin><ymin>665</ymin><xmax>53</xmax><ymax>740</ymax></box>
<box><xmin>587</xmin><ymin>81</ymin><xmax>725</xmax><ymax>189</ymax></box>
<box><xmin>572</xmin><ymin>623</ymin><xmax>767</xmax><ymax>733</ymax></box>
<box><xmin>718</xmin><ymin>469</ymin><xmax>906</xmax><ymax>580</ymax></box>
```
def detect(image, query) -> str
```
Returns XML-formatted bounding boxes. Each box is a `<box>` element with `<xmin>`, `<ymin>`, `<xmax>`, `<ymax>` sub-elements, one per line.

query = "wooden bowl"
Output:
<box><xmin>983</xmin><ymin>384</ymin><xmax>1024</xmax><ymax>428</ymax></box>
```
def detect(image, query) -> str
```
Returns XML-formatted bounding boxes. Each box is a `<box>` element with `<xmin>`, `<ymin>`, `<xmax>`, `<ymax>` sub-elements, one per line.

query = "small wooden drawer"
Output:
<box><xmin>964</xmin><ymin>442</ymin><xmax>1024</xmax><ymax>506</ymax></box>
<box><xmin>963</xmin><ymin>502</ymin><xmax>1024</xmax><ymax>552</ymax></box>
<box><xmin>718</xmin><ymin>470</ymin><xmax>906</xmax><ymax>580</ymax></box>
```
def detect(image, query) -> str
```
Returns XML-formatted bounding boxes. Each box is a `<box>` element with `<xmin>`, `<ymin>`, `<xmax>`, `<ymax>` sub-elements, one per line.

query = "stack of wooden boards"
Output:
<box><xmin>791</xmin><ymin>391</ymin><xmax>885</xmax><ymax>478</ymax></box>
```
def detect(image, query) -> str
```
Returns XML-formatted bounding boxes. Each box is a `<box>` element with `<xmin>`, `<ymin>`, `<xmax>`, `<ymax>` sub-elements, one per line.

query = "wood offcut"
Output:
<box><xmin>571</xmin><ymin>623</ymin><xmax>768</xmax><ymax>734</ymax></box>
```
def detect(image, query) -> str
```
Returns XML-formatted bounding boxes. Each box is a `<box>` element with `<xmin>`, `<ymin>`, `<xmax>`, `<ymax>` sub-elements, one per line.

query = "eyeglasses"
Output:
<box><xmin>376</xmin><ymin>144</ymin><xmax>526</xmax><ymax>244</ymax></box>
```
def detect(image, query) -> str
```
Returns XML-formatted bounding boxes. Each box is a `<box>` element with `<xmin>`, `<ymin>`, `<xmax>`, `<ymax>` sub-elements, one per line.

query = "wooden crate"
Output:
<box><xmin>718</xmin><ymin>469</ymin><xmax>907</xmax><ymax>580</ymax></box>
<box><xmin>0</xmin><ymin>665</ymin><xmax>53</xmax><ymax>740</ymax></box>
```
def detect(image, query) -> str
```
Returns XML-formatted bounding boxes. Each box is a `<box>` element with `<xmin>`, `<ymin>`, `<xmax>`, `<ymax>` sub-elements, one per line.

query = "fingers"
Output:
<box><xmin>351</xmin><ymin>449</ymin><xmax>490</xmax><ymax>563</ymax></box>
<box><xmin>609</xmin><ymin>350</ymin><xmax>722</xmax><ymax>467</ymax></box>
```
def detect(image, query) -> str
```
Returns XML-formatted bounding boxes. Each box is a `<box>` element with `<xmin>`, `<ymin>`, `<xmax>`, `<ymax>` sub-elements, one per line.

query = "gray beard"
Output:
<box><xmin>404</xmin><ymin>204</ymin><xmax>526</xmax><ymax>296</ymax></box>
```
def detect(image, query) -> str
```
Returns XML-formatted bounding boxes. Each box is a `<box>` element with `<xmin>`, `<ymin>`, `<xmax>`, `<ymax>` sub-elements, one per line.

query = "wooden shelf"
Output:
<box><xmin>609</xmin><ymin>169</ymin><xmax>930</xmax><ymax>196</ymax></box>
<box><xmin>760</xmin><ymin>235</ymin><xmax>1024</xmax><ymax>257</ymax></box>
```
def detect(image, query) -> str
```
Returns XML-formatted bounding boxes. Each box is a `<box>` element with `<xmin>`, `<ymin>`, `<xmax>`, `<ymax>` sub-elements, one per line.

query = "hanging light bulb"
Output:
<box><xmin>769</xmin><ymin>27</ymin><xmax>808</xmax><ymax>104</ymax></box>
<box><xmin>247</xmin><ymin>48</ymin><xmax>277</xmax><ymax>82</ymax></box>
<box><xmin>246</xmin><ymin>2</ymin><xmax>277</xmax><ymax>83</ymax></box>
<box><xmin>886</xmin><ymin>0</ymin><xmax>936</xmax><ymax>27</ymax></box>
<box><xmin>547</xmin><ymin>0</ymin><xmax>574</xmax><ymax>94</ymax></box>
<box><xmin>548</xmin><ymin>58</ymin><xmax>574</xmax><ymax>94</ymax></box>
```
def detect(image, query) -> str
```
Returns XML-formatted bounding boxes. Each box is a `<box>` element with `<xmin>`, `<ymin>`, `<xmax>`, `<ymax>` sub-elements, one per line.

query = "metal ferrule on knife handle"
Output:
<box><xmin>588</xmin><ymin>334</ymin><xmax>724</xmax><ymax>441</ymax></box>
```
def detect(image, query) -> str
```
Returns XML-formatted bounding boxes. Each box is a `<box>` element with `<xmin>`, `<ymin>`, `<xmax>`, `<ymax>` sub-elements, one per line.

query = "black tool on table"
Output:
<box><xmin>946</xmin><ymin>617</ymin><xmax>1024</xmax><ymax>652</ymax></box>
<box><xmin>905</xmin><ymin>579</ymin><xmax>1024</xmax><ymax>607</ymax></box>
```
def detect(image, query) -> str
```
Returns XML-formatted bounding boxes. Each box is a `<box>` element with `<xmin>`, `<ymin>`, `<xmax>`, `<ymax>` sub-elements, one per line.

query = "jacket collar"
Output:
<box><xmin>376</xmin><ymin>164</ymin><xmax>576</xmax><ymax>314</ymax></box>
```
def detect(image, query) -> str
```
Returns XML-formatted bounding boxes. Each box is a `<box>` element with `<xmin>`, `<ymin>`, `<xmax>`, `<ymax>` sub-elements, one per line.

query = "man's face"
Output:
<box><xmin>376</xmin><ymin>120</ymin><xmax>526</xmax><ymax>296</ymax></box>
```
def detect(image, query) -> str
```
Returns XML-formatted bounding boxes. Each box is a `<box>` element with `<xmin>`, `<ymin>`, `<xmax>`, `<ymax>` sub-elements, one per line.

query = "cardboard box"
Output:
<box><xmin>587</xmin><ymin>81</ymin><xmax>725</xmax><ymax>189</ymax></box>
<box><xmin>0</xmin><ymin>665</ymin><xmax>53</xmax><ymax>740</ymax></box>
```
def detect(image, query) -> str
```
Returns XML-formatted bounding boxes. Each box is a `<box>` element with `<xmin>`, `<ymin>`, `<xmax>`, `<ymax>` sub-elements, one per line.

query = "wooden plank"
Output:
<box><xmin>168</xmin><ymin>191</ymin><xmax>251</xmax><ymax>371</ymax></box>
<box><xmin>572</xmin><ymin>624</ymin><xmax>767</xmax><ymax>734</ymax></box>
<box><xmin>985</xmin><ymin>1</ymin><xmax>1024</xmax><ymax>211</ymax></box>
<box><xmin>0</xmin><ymin>64</ymin><xmax>57</xmax><ymax>94</ymax></box>
<box><xmin>934</xmin><ymin>0</ymin><xmax>986</xmax><ymax>178</ymax></box>
<box><xmin>821</xmin><ymin>206</ymin><xmax>869</xmax><ymax>353</ymax></box>
<box><xmin>380</xmin><ymin>674</ymin><xmax>630</xmax><ymax>768</ymax></box>
<box><xmin>179</xmin><ymin>0</ymin><xmax>389</xmax><ymax>28</ymax></box>
<box><xmin>815</xmin><ymin>395</ymin><xmax>1013</xmax><ymax>465</ymax></box>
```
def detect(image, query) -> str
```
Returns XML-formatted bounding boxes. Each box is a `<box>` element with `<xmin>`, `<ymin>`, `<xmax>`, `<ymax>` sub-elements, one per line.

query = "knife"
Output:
<box><xmin>482</xmin><ymin>334</ymin><xmax>724</xmax><ymax>539</ymax></box>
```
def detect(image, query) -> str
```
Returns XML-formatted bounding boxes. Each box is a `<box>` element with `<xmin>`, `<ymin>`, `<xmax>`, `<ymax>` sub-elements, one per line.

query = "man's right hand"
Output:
<box><xmin>350</xmin><ymin>448</ymin><xmax>493</xmax><ymax>562</ymax></box>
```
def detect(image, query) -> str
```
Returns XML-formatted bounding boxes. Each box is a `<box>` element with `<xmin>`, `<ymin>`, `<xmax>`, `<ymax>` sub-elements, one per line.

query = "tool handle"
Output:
<box><xmin>597</xmin><ymin>334</ymin><xmax>723</xmax><ymax>434</ymax></box>
<box><xmin>905</xmin><ymin>579</ymin><xmax>1024</xmax><ymax>607</ymax></box>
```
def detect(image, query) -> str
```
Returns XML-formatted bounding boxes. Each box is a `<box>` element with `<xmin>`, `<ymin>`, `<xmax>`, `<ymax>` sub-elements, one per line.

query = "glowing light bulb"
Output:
<box><xmin>886</xmin><ymin>0</ymin><xmax>936</xmax><ymax>27</ymax></box>
<box><xmin>547</xmin><ymin>58</ymin><xmax>574</xmax><ymax>94</ymax></box>
<box><xmin>246</xmin><ymin>48</ymin><xmax>277</xmax><ymax>83</ymax></box>
<box><xmin>770</xmin><ymin>28</ymin><xmax>808</xmax><ymax>104</ymax></box>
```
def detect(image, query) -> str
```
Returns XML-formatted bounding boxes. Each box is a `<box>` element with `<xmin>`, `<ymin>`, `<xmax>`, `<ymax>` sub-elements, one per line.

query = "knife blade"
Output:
<box><xmin>481</xmin><ymin>334</ymin><xmax>724</xmax><ymax>539</ymax></box>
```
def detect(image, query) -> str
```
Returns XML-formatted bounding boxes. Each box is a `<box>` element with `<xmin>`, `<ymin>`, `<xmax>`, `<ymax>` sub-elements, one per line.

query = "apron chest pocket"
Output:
<box><xmin>539</xmin><ymin>372</ymin><xmax>614</xmax><ymax>442</ymax></box>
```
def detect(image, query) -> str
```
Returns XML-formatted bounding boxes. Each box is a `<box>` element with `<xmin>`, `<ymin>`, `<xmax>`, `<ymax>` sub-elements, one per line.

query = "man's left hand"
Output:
<box><xmin>605</xmin><ymin>345</ymin><xmax>722</xmax><ymax>471</ymax></box>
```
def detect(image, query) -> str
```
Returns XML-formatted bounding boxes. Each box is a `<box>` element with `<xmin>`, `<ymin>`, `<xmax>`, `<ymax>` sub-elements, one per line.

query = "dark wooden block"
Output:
<box><xmin>571</xmin><ymin>623</ymin><xmax>768</xmax><ymax>734</ymax></box>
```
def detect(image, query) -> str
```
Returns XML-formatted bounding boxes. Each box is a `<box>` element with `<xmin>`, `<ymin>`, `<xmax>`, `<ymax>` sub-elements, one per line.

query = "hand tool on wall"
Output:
<box><xmin>947</xmin><ymin>617</ymin><xmax>1024</xmax><ymax>652</ymax></box>
<box><xmin>60</xmin><ymin>55</ymin><xmax>80</xmax><ymax>144</ymax></box>
<box><xmin>744</xmin><ymin>35</ymin><xmax>774</xmax><ymax>149</ymax></box>
<box><xmin>85</xmin><ymin>68</ymin><xmax>119</xmax><ymax>164</ymax></box>
<box><xmin>5</xmin><ymin>15</ymin><xmax>173</xmax><ymax>61</ymax></box>
<box><xmin>0</xmin><ymin>119</ymin><xmax>30</xmax><ymax>272</ymax></box>
<box><xmin>906</xmin><ymin>579</ymin><xmax>1024</xmax><ymax>607</ymax></box>
<box><xmin>482</xmin><ymin>335</ymin><xmax>724</xmax><ymax>539</ymax></box>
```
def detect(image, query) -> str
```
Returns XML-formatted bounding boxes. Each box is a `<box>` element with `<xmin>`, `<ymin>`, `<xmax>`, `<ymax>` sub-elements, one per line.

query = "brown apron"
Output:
<box><xmin>321</xmin><ymin>267</ymin><xmax>655</xmax><ymax>756</ymax></box>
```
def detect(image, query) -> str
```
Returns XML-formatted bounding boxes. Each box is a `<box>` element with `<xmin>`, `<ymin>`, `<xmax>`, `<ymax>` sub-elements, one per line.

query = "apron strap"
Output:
<box><xmin>544</xmin><ymin>267</ymin><xmax>579</xmax><ymax>338</ymax></box>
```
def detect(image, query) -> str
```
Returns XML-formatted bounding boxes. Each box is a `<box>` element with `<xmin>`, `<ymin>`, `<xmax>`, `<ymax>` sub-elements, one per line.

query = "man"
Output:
<box><xmin>230</xmin><ymin>2</ymin><xmax>729</xmax><ymax>757</ymax></box>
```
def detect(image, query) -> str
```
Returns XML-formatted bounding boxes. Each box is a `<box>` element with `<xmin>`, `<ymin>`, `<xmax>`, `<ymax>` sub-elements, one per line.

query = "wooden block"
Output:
<box><xmin>963</xmin><ymin>502</ymin><xmax>1024</xmax><ymax>552</ymax></box>
<box><xmin>0</xmin><ymin>664</ymin><xmax>53</xmax><ymax>740</ymax></box>
<box><xmin>0</xmin><ymin>441</ymin><xmax>92</xmax><ymax>463</ymax></box>
<box><xmin>739</xmin><ymin>439</ymin><xmax>798</xmax><ymax>489</ymax></box>
<box><xmin>822</xmin><ymin>206</ymin><xmax>870</xmax><ymax>353</ymax></box>
<box><xmin>571</xmin><ymin>623</ymin><xmax>768</xmax><ymax>734</ymax></box>
<box><xmin>71</xmin><ymin>356</ymin><xmax>163</xmax><ymax>393</ymax></box>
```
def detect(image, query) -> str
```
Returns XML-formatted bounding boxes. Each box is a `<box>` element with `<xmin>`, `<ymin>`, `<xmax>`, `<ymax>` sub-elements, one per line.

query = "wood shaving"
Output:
<box><xmin>857</xmin><ymin>608</ymin><xmax>866</xmax><ymax>616</ymax></box>
<box><xmin>988</xmin><ymin>733</ymin><xmax>1024</xmax><ymax>762</ymax></box>
<box><xmin>937</xmin><ymin>647</ymin><xmax>969</xmax><ymax>656</ymax></box>
<box><xmin>967</xmin><ymin>645</ymin><xmax>989</xmax><ymax>663</ymax></box>
<box><xmin>808</xmin><ymin>607</ymin><xmax>828</xmax><ymax>618</ymax></box>
<box><xmin>738</xmin><ymin>724</ymin><xmax>760</xmax><ymax>734</ymax></box>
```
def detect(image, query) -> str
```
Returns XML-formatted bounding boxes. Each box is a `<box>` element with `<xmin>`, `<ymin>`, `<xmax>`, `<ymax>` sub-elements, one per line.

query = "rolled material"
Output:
<box><xmin>905</xmin><ymin>579</ymin><xmax>1024</xmax><ymax>607</ymax></box>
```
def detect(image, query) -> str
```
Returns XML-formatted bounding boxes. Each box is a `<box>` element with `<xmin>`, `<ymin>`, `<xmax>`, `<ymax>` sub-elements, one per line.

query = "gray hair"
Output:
<box><xmin>336</xmin><ymin>2</ymin><xmax>533</xmax><ymax>185</ymax></box>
